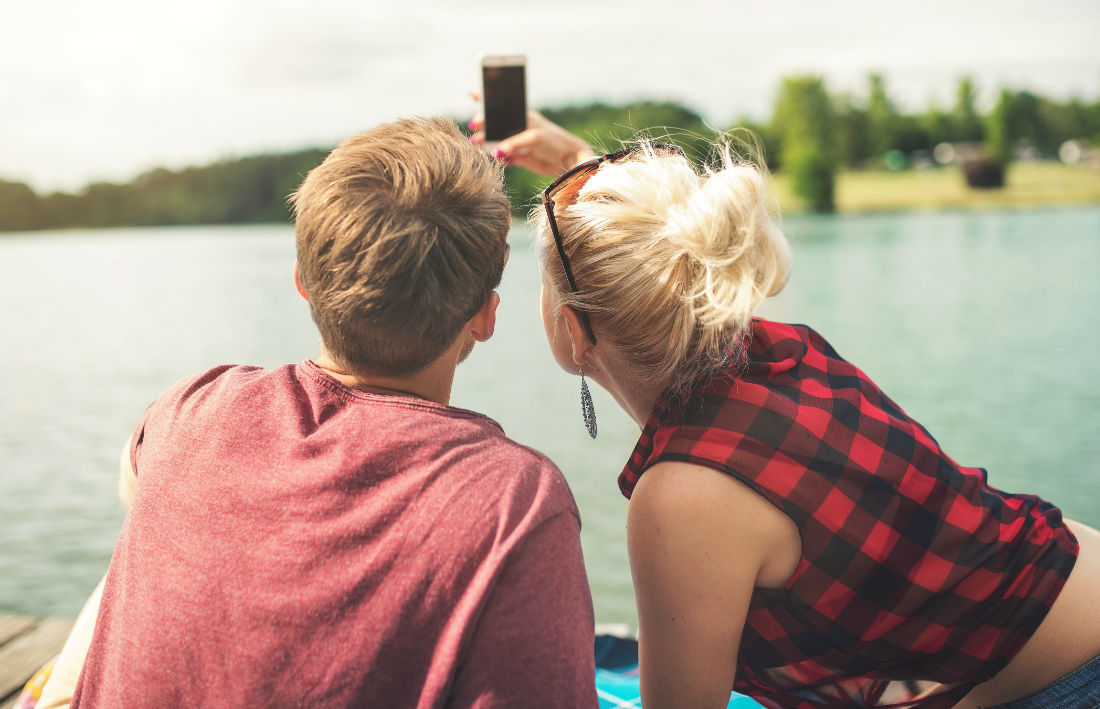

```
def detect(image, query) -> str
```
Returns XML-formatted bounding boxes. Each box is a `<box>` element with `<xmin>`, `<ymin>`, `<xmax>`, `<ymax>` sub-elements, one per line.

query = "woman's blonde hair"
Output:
<box><xmin>535</xmin><ymin>140</ymin><xmax>791</xmax><ymax>391</ymax></box>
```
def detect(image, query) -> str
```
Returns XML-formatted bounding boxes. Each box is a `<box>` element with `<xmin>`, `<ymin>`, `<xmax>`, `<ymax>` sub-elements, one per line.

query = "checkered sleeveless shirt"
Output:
<box><xmin>619</xmin><ymin>319</ymin><xmax>1078</xmax><ymax>709</ymax></box>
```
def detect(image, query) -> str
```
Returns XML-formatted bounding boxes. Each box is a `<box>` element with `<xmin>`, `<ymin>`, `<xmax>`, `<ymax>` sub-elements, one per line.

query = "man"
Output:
<box><xmin>48</xmin><ymin>117</ymin><xmax>596</xmax><ymax>707</ymax></box>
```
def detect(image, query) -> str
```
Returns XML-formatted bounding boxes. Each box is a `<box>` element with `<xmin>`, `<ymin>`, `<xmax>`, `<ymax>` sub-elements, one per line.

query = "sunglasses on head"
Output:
<box><xmin>541</xmin><ymin>143</ymin><xmax>685</xmax><ymax>345</ymax></box>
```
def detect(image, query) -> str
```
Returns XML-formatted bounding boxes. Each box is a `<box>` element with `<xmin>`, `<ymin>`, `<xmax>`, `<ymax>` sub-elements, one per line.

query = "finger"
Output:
<box><xmin>498</xmin><ymin>131</ymin><xmax>538</xmax><ymax>156</ymax></box>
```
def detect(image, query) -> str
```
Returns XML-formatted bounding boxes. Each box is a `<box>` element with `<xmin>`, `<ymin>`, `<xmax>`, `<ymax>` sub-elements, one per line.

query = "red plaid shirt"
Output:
<box><xmin>620</xmin><ymin>319</ymin><xmax>1078</xmax><ymax>709</ymax></box>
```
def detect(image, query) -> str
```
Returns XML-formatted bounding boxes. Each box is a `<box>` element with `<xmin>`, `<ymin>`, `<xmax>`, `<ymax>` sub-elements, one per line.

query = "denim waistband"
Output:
<box><xmin>981</xmin><ymin>651</ymin><xmax>1100</xmax><ymax>709</ymax></box>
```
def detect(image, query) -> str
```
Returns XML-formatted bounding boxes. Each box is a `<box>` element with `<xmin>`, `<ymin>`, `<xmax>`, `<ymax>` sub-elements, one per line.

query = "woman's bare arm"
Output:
<box><xmin>628</xmin><ymin>460</ymin><xmax>800</xmax><ymax>709</ymax></box>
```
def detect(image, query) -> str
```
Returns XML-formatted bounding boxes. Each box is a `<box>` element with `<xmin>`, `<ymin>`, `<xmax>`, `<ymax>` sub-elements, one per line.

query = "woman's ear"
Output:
<box><xmin>559</xmin><ymin>305</ymin><xmax>595</xmax><ymax>369</ymax></box>
<box><xmin>293</xmin><ymin>263</ymin><xmax>309</xmax><ymax>301</ymax></box>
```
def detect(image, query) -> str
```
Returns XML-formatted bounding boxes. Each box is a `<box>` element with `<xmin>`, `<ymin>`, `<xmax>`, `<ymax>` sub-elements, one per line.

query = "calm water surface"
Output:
<box><xmin>2</xmin><ymin>207</ymin><xmax>1098</xmax><ymax>626</ymax></box>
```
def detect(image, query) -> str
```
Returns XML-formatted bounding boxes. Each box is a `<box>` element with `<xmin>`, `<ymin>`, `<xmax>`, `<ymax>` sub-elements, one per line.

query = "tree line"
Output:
<box><xmin>756</xmin><ymin>75</ymin><xmax>1100</xmax><ymax>210</ymax></box>
<box><xmin>0</xmin><ymin>149</ymin><xmax>330</xmax><ymax>233</ymax></box>
<box><xmin>2</xmin><ymin>74</ymin><xmax>1098</xmax><ymax>231</ymax></box>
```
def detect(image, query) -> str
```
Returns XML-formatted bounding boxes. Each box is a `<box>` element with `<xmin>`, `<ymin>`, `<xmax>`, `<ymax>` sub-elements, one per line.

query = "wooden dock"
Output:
<box><xmin>0</xmin><ymin>616</ymin><xmax>74</xmax><ymax>709</ymax></box>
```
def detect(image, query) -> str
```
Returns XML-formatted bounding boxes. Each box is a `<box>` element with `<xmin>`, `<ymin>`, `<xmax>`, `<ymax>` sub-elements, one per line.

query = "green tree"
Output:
<box><xmin>987</xmin><ymin>89</ymin><xmax>1015</xmax><ymax>163</ymax></box>
<box><xmin>834</xmin><ymin>94</ymin><xmax>874</xmax><ymax>168</ymax></box>
<box><xmin>867</xmin><ymin>73</ymin><xmax>899</xmax><ymax>158</ymax></box>
<box><xmin>1034</xmin><ymin>97</ymin><xmax>1095</xmax><ymax>155</ymax></box>
<box><xmin>1088</xmin><ymin>99</ymin><xmax>1100</xmax><ymax>145</ymax></box>
<box><xmin>952</xmin><ymin>77</ymin><xmax>984</xmax><ymax>143</ymax></box>
<box><xmin>891</xmin><ymin>115</ymin><xmax>933</xmax><ymax>154</ymax></box>
<box><xmin>82</xmin><ymin>181</ymin><xmax>134</xmax><ymax>227</ymax></box>
<box><xmin>39</xmin><ymin>191</ymin><xmax>83</xmax><ymax>229</ymax></box>
<box><xmin>0</xmin><ymin>180</ymin><xmax>42</xmax><ymax>231</ymax></box>
<box><xmin>921</xmin><ymin>101</ymin><xmax>953</xmax><ymax>149</ymax></box>
<box><xmin>771</xmin><ymin>76</ymin><xmax>836</xmax><ymax>211</ymax></box>
<box><xmin>987</xmin><ymin>90</ymin><xmax>1043</xmax><ymax>162</ymax></box>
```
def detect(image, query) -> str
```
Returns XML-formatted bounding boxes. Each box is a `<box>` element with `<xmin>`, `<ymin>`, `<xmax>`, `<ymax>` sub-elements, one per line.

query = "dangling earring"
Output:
<box><xmin>580</xmin><ymin>365</ymin><xmax>597</xmax><ymax>439</ymax></box>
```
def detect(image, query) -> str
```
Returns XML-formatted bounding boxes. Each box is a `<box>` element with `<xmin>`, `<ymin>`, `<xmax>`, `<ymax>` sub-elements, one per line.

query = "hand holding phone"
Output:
<box><xmin>471</xmin><ymin>56</ymin><xmax>594</xmax><ymax>176</ymax></box>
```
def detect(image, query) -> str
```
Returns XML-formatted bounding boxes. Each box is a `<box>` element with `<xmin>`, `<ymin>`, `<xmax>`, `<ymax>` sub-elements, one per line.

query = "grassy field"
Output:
<box><xmin>770</xmin><ymin>162</ymin><xmax>1100</xmax><ymax>214</ymax></box>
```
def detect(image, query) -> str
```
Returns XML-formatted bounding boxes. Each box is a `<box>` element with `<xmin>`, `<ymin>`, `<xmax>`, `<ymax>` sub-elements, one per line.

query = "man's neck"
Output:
<box><xmin>313</xmin><ymin>350</ymin><xmax>458</xmax><ymax>406</ymax></box>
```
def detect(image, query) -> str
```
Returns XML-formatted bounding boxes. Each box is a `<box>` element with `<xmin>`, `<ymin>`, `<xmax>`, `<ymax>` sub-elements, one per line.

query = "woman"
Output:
<box><xmin>472</xmin><ymin>115</ymin><xmax>1100</xmax><ymax>708</ymax></box>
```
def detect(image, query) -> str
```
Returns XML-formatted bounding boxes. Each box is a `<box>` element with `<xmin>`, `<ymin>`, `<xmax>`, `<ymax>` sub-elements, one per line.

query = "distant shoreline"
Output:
<box><xmin>2</xmin><ymin>162</ymin><xmax>1098</xmax><ymax>236</ymax></box>
<box><xmin>771</xmin><ymin>162</ymin><xmax>1100</xmax><ymax>215</ymax></box>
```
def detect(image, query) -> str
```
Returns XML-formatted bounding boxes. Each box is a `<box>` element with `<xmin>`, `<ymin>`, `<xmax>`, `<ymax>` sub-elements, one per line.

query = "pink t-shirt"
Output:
<box><xmin>73</xmin><ymin>362</ymin><xmax>596</xmax><ymax>708</ymax></box>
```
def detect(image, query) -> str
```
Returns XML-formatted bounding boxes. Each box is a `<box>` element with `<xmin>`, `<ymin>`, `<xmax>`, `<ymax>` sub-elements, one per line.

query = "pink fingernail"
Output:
<box><xmin>468</xmin><ymin>120</ymin><xmax>478</xmax><ymax>130</ymax></box>
<box><xmin>494</xmin><ymin>149</ymin><xmax>506</xmax><ymax>161</ymax></box>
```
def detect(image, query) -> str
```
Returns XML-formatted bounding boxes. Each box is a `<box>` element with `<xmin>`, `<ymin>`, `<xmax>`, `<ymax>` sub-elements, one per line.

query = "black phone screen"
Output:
<box><xmin>482</xmin><ymin>65</ymin><xmax>527</xmax><ymax>141</ymax></box>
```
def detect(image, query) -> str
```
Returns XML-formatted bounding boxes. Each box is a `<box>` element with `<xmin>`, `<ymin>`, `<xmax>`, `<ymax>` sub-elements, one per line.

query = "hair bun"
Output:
<box><xmin>539</xmin><ymin>140</ymin><xmax>791</xmax><ymax>390</ymax></box>
<box><xmin>659</xmin><ymin>157</ymin><xmax>790</xmax><ymax>332</ymax></box>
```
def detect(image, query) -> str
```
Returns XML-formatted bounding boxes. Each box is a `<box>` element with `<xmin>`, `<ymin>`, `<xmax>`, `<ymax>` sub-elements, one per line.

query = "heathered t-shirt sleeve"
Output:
<box><xmin>128</xmin><ymin>365</ymin><xmax>241</xmax><ymax>478</ymax></box>
<box><xmin>447</xmin><ymin>508</ymin><xmax>596</xmax><ymax>708</ymax></box>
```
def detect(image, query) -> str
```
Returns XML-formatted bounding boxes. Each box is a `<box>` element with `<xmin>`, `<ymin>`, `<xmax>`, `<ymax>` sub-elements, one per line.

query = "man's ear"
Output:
<box><xmin>559</xmin><ymin>305</ymin><xmax>595</xmax><ymax>369</ymax></box>
<box><xmin>293</xmin><ymin>263</ymin><xmax>309</xmax><ymax>302</ymax></box>
<box><xmin>469</xmin><ymin>291</ymin><xmax>500</xmax><ymax>342</ymax></box>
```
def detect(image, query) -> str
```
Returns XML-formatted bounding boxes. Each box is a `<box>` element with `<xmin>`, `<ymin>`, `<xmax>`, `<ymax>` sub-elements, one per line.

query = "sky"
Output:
<box><xmin>3</xmin><ymin>0</ymin><xmax>1098</xmax><ymax>192</ymax></box>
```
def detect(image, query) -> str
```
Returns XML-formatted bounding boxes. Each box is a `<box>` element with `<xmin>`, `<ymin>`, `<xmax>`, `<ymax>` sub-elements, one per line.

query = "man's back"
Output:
<box><xmin>73</xmin><ymin>362</ymin><xmax>595</xmax><ymax>708</ymax></box>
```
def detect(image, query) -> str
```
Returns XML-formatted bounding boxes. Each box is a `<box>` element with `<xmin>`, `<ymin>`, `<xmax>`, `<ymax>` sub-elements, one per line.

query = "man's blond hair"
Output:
<box><xmin>291</xmin><ymin>117</ymin><xmax>510</xmax><ymax>375</ymax></box>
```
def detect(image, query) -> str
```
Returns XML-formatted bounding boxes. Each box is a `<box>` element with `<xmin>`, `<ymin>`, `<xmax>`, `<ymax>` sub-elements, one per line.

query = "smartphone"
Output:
<box><xmin>480</xmin><ymin>55</ymin><xmax>527</xmax><ymax>143</ymax></box>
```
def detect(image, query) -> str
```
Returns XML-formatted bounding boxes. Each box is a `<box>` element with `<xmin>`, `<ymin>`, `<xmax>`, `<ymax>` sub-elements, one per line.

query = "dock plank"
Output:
<box><xmin>0</xmin><ymin>617</ymin><xmax>74</xmax><ymax>707</ymax></box>
<box><xmin>0</xmin><ymin>618</ymin><xmax>37</xmax><ymax>649</ymax></box>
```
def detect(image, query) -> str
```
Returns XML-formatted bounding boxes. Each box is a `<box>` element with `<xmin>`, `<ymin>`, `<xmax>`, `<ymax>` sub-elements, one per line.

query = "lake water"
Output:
<box><xmin>2</xmin><ymin>207</ymin><xmax>1099</xmax><ymax>628</ymax></box>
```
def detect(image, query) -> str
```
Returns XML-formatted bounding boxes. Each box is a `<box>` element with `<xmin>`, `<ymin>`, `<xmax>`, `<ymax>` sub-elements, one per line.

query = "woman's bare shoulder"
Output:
<box><xmin>629</xmin><ymin>460</ymin><xmax>801</xmax><ymax>589</ymax></box>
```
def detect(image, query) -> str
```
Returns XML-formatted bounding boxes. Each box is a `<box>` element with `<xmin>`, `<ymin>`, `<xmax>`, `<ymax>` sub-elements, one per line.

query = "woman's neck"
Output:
<box><xmin>586</xmin><ymin>353</ymin><xmax>669</xmax><ymax>428</ymax></box>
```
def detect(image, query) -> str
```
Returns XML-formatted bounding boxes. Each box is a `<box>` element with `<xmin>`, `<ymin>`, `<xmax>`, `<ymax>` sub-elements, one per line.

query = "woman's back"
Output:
<box><xmin>620</xmin><ymin>319</ymin><xmax>1081</xmax><ymax>708</ymax></box>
